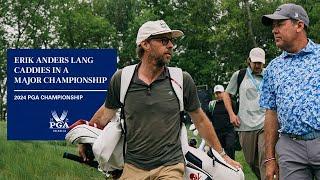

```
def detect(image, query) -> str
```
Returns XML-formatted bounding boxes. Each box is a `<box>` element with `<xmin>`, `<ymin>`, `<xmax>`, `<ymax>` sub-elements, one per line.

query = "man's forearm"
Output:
<box><xmin>222</xmin><ymin>92</ymin><xmax>236</xmax><ymax>116</ymax></box>
<box><xmin>90</xmin><ymin>104</ymin><xmax>106</xmax><ymax>123</ymax></box>
<box><xmin>265</xmin><ymin>109</ymin><xmax>279</xmax><ymax>158</ymax></box>
<box><xmin>189</xmin><ymin>108</ymin><xmax>223</xmax><ymax>153</ymax></box>
<box><xmin>89</xmin><ymin>104</ymin><xmax>117</xmax><ymax>127</ymax></box>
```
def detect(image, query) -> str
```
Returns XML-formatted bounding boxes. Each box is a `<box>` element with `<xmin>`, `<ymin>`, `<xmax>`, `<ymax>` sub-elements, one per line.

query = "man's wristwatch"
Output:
<box><xmin>219</xmin><ymin>148</ymin><xmax>227</xmax><ymax>157</ymax></box>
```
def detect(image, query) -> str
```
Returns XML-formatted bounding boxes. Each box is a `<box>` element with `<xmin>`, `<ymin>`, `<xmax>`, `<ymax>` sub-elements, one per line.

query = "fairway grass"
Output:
<box><xmin>1</xmin><ymin>121</ymin><xmax>257</xmax><ymax>179</ymax></box>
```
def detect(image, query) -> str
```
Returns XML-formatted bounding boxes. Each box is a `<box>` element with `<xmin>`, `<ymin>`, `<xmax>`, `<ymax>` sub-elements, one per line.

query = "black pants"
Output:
<box><xmin>216</xmin><ymin>129</ymin><xmax>236</xmax><ymax>160</ymax></box>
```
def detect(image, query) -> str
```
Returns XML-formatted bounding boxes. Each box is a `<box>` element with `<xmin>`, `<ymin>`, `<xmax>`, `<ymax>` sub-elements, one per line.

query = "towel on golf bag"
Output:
<box><xmin>65</xmin><ymin>112</ymin><xmax>124</xmax><ymax>171</ymax></box>
<box><xmin>66</xmin><ymin>122</ymin><xmax>244</xmax><ymax>179</ymax></box>
<box><xmin>65</xmin><ymin>124</ymin><xmax>102</xmax><ymax>144</ymax></box>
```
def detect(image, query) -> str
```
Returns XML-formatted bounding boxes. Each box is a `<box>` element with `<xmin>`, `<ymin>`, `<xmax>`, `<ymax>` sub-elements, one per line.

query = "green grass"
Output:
<box><xmin>235</xmin><ymin>151</ymin><xmax>257</xmax><ymax>180</ymax></box>
<box><xmin>0</xmin><ymin>121</ymin><xmax>105</xmax><ymax>180</ymax></box>
<box><xmin>0</xmin><ymin>121</ymin><xmax>257</xmax><ymax>179</ymax></box>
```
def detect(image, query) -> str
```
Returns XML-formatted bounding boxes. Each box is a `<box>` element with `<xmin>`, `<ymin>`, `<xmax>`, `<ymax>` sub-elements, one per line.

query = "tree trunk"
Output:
<box><xmin>243</xmin><ymin>0</ymin><xmax>257</xmax><ymax>47</ymax></box>
<box><xmin>0</xmin><ymin>100</ymin><xmax>2</xmax><ymax>121</ymax></box>
<box><xmin>0</xmin><ymin>90</ymin><xmax>3</xmax><ymax>121</ymax></box>
<box><xmin>0</xmin><ymin>79</ymin><xmax>7</xmax><ymax>121</ymax></box>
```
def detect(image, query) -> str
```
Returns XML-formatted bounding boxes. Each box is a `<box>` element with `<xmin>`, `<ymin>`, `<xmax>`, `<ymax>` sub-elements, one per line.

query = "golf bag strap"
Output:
<box><xmin>236</xmin><ymin>68</ymin><xmax>246</xmax><ymax>96</ymax></box>
<box><xmin>120</xmin><ymin>64</ymin><xmax>137</xmax><ymax>104</ymax></box>
<box><xmin>168</xmin><ymin>67</ymin><xmax>184</xmax><ymax>111</ymax></box>
<box><xmin>120</xmin><ymin>65</ymin><xmax>137</xmax><ymax>162</ymax></box>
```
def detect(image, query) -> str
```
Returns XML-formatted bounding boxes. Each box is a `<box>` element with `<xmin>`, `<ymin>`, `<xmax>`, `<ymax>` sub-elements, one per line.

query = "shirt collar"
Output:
<box><xmin>133</xmin><ymin>63</ymin><xmax>169</xmax><ymax>84</ymax></box>
<box><xmin>247</xmin><ymin>67</ymin><xmax>264</xmax><ymax>76</ymax></box>
<box><xmin>282</xmin><ymin>39</ymin><xmax>315</xmax><ymax>58</ymax></box>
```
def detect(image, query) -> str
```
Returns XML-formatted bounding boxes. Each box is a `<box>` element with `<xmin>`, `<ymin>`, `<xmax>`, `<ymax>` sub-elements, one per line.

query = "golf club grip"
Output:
<box><xmin>63</xmin><ymin>152</ymin><xmax>99</xmax><ymax>168</ymax></box>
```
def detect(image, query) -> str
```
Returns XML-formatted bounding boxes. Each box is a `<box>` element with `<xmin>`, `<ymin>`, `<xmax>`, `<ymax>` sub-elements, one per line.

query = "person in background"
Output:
<box><xmin>222</xmin><ymin>47</ymin><xmax>266</xmax><ymax>179</ymax></box>
<box><xmin>208</xmin><ymin>85</ymin><xmax>236</xmax><ymax>159</ymax></box>
<box><xmin>260</xmin><ymin>3</ymin><xmax>320</xmax><ymax>180</ymax></box>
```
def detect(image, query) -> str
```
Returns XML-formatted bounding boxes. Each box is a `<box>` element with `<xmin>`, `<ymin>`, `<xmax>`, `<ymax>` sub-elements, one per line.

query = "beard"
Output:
<box><xmin>148</xmin><ymin>51</ymin><xmax>172</xmax><ymax>68</ymax></box>
<box><xmin>155</xmin><ymin>56</ymin><xmax>167</xmax><ymax>67</ymax></box>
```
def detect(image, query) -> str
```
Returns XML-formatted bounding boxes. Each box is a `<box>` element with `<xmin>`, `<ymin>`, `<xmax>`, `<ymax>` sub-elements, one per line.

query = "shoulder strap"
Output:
<box><xmin>119</xmin><ymin>64</ymin><xmax>137</xmax><ymax>160</ymax></box>
<box><xmin>236</xmin><ymin>68</ymin><xmax>246</xmax><ymax>95</ymax></box>
<box><xmin>120</xmin><ymin>64</ymin><xmax>137</xmax><ymax>104</ymax></box>
<box><xmin>168</xmin><ymin>67</ymin><xmax>184</xmax><ymax>111</ymax></box>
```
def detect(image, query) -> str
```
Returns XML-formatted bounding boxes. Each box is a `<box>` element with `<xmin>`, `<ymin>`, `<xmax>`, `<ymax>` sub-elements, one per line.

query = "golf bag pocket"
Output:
<box><xmin>92</xmin><ymin>118</ymin><xmax>124</xmax><ymax>172</ymax></box>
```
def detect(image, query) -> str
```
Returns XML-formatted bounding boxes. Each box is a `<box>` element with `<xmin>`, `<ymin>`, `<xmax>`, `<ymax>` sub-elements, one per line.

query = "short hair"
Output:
<box><xmin>291</xmin><ymin>19</ymin><xmax>308</xmax><ymax>33</ymax></box>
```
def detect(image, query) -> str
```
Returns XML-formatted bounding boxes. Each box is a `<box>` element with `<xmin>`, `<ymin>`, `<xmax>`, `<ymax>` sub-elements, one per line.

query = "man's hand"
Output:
<box><xmin>265</xmin><ymin>160</ymin><xmax>279</xmax><ymax>180</ymax></box>
<box><xmin>78</xmin><ymin>144</ymin><xmax>89</xmax><ymax>162</ymax></box>
<box><xmin>229</xmin><ymin>114</ymin><xmax>240</xmax><ymax>127</ymax></box>
<box><xmin>223</xmin><ymin>155</ymin><xmax>242</xmax><ymax>169</ymax></box>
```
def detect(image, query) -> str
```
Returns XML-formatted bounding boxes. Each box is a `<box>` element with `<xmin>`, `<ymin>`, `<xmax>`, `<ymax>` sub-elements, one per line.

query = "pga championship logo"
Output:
<box><xmin>49</xmin><ymin>110</ymin><xmax>69</xmax><ymax>132</ymax></box>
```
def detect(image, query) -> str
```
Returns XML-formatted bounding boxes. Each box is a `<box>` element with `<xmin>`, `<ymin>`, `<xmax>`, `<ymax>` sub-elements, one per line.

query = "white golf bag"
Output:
<box><xmin>66</xmin><ymin>119</ymin><xmax>244</xmax><ymax>180</ymax></box>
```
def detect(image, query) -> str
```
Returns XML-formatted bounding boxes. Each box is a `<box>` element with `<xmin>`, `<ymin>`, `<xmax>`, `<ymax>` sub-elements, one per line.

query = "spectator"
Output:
<box><xmin>222</xmin><ymin>47</ymin><xmax>267</xmax><ymax>179</ymax></box>
<box><xmin>208</xmin><ymin>85</ymin><xmax>236</xmax><ymax>159</ymax></box>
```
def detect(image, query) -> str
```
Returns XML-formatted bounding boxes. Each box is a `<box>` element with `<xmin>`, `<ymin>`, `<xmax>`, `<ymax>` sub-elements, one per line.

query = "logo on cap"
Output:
<box><xmin>160</xmin><ymin>21</ymin><xmax>168</xmax><ymax>28</ymax></box>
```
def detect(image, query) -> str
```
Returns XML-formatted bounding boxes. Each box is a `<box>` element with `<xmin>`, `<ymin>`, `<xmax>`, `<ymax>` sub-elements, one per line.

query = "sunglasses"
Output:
<box><xmin>147</xmin><ymin>37</ymin><xmax>174</xmax><ymax>46</ymax></box>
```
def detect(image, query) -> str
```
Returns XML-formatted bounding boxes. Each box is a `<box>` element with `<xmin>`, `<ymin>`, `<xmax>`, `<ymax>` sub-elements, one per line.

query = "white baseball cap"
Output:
<box><xmin>136</xmin><ymin>20</ymin><xmax>184</xmax><ymax>45</ymax></box>
<box><xmin>214</xmin><ymin>85</ymin><xmax>225</xmax><ymax>93</ymax></box>
<box><xmin>249</xmin><ymin>47</ymin><xmax>265</xmax><ymax>64</ymax></box>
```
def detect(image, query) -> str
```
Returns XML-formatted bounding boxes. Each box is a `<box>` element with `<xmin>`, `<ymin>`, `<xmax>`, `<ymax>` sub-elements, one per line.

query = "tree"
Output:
<box><xmin>92</xmin><ymin>0</ymin><xmax>141</xmax><ymax>67</ymax></box>
<box><xmin>1</xmin><ymin>0</ymin><xmax>319</xmax><ymax>121</ymax></box>
<box><xmin>243</xmin><ymin>0</ymin><xmax>257</xmax><ymax>47</ymax></box>
<box><xmin>0</xmin><ymin>0</ymin><xmax>8</xmax><ymax>120</ymax></box>
<box><xmin>0</xmin><ymin>36</ymin><xmax>6</xmax><ymax>120</ymax></box>
<box><xmin>54</xmin><ymin>0</ymin><xmax>117</xmax><ymax>48</ymax></box>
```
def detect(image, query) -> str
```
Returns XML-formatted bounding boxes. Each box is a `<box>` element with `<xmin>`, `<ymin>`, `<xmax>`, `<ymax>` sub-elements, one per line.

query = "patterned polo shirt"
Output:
<box><xmin>259</xmin><ymin>39</ymin><xmax>320</xmax><ymax>135</ymax></box>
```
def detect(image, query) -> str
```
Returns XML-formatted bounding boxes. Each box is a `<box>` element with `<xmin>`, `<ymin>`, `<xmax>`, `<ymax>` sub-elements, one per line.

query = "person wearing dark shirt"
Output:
<box><xmin>208</xmin><ymin>85</ymin><xmax>236</xmax><ymax>159</ymax></box>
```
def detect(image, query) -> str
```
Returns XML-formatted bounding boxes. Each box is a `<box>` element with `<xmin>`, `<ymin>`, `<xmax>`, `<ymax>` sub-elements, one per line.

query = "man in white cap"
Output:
<box><xmin>260</xmin><ymin>3</ymin><xmax>320</xmax><ymax>180</ymax></box>
<box><xmin>222</xmin><ymin>47</ymin><xmax>267</xmax><ymax>179</ymax></box>
<box><xmin>208</xmin><ymin>85</ymin><xmax>236</xmax><ymax>160</ymax></box>
<box><xmin>79</xmin><ymin>20</ymin><xmax>241</xmax><ymax>179</ymax></box>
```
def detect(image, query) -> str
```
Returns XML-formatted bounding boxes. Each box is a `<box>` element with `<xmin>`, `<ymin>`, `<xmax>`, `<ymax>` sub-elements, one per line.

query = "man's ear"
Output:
<box><xmin>140</xmin><ymin>41</ymin><xmax>150</xmax><ymax>51</ymax></box>
<box><xmin>296</xmin><ymin>21</ymin><xmax>305</xmax><ymax>33</ymax></box>
<box><xmin>246</xmin><ymin>57</ymin><xmax>251</xmax><ymax>65</ymax></box>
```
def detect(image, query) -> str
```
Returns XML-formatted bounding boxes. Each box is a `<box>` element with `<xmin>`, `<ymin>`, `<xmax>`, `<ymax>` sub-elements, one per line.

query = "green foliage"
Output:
<box><xmin>0</xmin><ymin>0</ymin><xmax>319</xmax><ymax>122</ymax></box>
<box><xmin>0</xmin><ymin>4</ymin><xmax>7</xmax><ymax>121</ymax></box>
<box><xmin>54</xmin><ymin>0</ymin><xmax>117</xmax><ymax>48</ymax></box>
<box><xmin>1</xmin><ymin>0</ymin><xmax>320</xmax><ymax>87</ymax></box>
